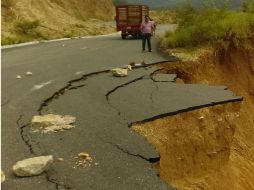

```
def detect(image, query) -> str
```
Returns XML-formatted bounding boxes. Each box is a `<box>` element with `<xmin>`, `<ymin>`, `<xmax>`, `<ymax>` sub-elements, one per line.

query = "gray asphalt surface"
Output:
<box><xmin>1</xmin><ymin>24</ymin><xmax>241</xmax><ymax>190</ymax></box>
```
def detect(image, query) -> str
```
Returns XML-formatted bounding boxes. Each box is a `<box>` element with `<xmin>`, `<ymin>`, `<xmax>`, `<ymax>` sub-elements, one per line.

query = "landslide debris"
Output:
<box><xmin>26</xmin><ymin>71</ymin><xmax>33</xmax><ymax>76</ymax></box>
<box><xmin>73</xmin><ymin>152</ymin><xmax>94</xmax><ymax>169</ymax></box>
<box><xmin>31</xmin><ymin>114</ymin><xmax>76</xmax><ymax>133</ymax></box>
<box><xmin>13</xmin><ymin>155</ymin><xmax>53</xmax><ymax>177</ymax></box>
<box><xmin>133</xmin><ymin>41</ymin><xmax>254</xmax><ymax>190</ymax></box>
<box><xmin>111</xmin><ymin>68</ymin><xmax>128</xmax><ymax>77</ymax></box>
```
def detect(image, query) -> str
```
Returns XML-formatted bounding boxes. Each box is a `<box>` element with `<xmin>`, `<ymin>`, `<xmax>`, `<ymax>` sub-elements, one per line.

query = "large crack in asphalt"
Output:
<box><xmin>16</xmin><ymin>70</ymin><xmax>112</xmax><ymax>189</ymax></box>
<box><xmin>128</xmin><ymin>97</ymin><xmax>243</xmax><ymax>126</ymax></box>
<box><xmin>104</xmin><ymin>68</ymin><xmax>164</xmax><ymax>126</ymax></box>
<box><xmin>17</xmin><ymin>114</ymin><xmax>36</xmax><ymax>155</ymax></box>
<box><xmin>149</xmin><ymin>69</ymin><xmax>163</xmax><ymax>104</ymax></box>
<box><xmin>32</xmin><ymin>65</ymin><xmax>170</xmax><ymax>189</ymax></box>
<box><xmin>45</xmin><ymin>172</ymin><xmax>76</xmax><ymax>190</ymax></box>
<box><xmin>105</xmin><ymin>75</ymin><xmax>146</xmax><ymax>125</ymax></box>
<box><xmin>108</xmin><ymin>142</ymin><xmax>160</xmax><ymax>164</ymax></box>
<box><xmin>17</xmin><ymin>115</ymin><xmax>71</xmax><ymax>190</ymax></box>
<box><xmin>38</xmin><ymin>70</ymin><xmax>109</xmax><ymax>115</ymax></box>
<box><xmin>105</xmin><ymin>75</ymin><xmax>145</xmax><ymax>100</ymax></box>
<box><xmin>18</xmin><ymin>65</ymin><xmax>165</xmax><ymax>190</ymax></box>
<box><xmin>37</xmin><ymin>63</ymin><xmax>167</xmax><ymax>115</ymax></box>
<box><xmin>14</xmin><ymin>60</ymin><xmax>243</xmax><ymax>190</ymax></box>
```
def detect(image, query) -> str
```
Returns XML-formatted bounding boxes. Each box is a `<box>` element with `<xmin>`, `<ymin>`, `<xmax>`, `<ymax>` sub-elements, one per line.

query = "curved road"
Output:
<box><xmin>1</xmin><ymin>24</ymin><xmax>241</xmax><ymax>190</ymax></box>
<box><xmin>1</xmin><ymin>25</ymin><xmax>176</xmax><ymax>190</ymax></box>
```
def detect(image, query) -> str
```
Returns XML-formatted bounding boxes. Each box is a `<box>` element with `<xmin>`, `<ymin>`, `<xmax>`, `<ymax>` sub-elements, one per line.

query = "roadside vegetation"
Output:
<box><xmin>1</xmin><ymin>0</ymin><xmax>115</xmax><ymax>45</ymax></box>
<box><xmin>150</xmin><ymin>10</ymin><xmax>178</xmax><ymax>24</ymax></box>
<box><xmin>2</xmin><ymin>20</ymin><xmax>43</xmax><ymax>45</ymax></box>
<box><xmin>161</xmin><ymin>1</ymin><xmax>254</xmax><ymax>49</ymax></box>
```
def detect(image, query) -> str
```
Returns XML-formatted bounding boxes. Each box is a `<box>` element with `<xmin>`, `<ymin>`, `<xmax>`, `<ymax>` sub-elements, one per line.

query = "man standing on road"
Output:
<box><xmin>140</xmin><ymin>15</ymin><xmax>154</xmax><ymax>52</ymax></box>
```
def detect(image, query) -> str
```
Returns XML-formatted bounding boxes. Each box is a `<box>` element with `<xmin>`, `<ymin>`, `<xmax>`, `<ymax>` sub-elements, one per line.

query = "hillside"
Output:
<box><xmin>2</xmin><ymin>0</ymin><xmax>115</xmax><ymax>45</ymax></box>
<box><xmin>114</xmin><ymin>0</ymin><xmax>247</xmax><ymax>9</ymax></box>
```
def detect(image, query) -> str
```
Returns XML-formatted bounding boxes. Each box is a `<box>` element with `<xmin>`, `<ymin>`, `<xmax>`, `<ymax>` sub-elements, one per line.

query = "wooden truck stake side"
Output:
<box><xmin>115</xmin><ymin>5</ymin><xmax>149</xmax><ymax>39</ymax></box>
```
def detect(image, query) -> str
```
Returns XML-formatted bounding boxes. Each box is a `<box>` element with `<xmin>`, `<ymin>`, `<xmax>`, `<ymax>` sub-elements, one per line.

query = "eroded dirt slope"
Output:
<box><xmin>1</xmin><ymin>0</ymin><xmax>115</xmax><ymax>44</ymax></box>
<box><xmin>133</xmin><ymin>42</ymin><xmax>254</xmax><ymax>190</ymax></box>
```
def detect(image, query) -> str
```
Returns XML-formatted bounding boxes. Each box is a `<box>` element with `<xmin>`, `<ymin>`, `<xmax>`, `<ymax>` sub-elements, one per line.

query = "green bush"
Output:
<box><xmin>1</xmin><ymin>37</ymin><xmax>16</xmax><ymax>45</ymax></box>
<box><xmin>242</xmin><ymin>0</ymin><xmax>254</xmax><ymax>13</ymax></box>
<box><xmin>1</xmin><ymin>35</ymin><xmax>33</xmax><ymax>45</ymax></box>
<box><xmin>2</xmin><ymin>20</ymin><xmax>45</xmax><ymax>45</ymax></box>
<box><xmin>15</xmin><ymin>20</ymin><xmax>40</xmax><ymax>34</ymax></box>
<box><xmin>162</xmin><ymin>1</ymin><xmax>254</xmax><ymax>48</ymax></box>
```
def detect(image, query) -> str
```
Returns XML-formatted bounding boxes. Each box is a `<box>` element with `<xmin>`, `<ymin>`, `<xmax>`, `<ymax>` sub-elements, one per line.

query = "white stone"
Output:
<box><xmin>13</xmin><ymin>155</ymin><xmax>53</xmax><ymax>177</ymax></box>
<box><xmin>26</xmin><ymin>72</ymin><xmax>33</xmax><ymax>76</ymax></box>
<box><xmin>57</xmin><ymin>158</ymin><xmax>64</xmax><ymax>162</ymax></box>
<box><xmin>127</xmin><ymin>65</ymin><xmax>132</xmax><ymax>71</ymax></box>
<box><xmin>1</xmin><ymin>170</ymin><xmax>5</xmax><ymax>183</ymax></box>
<box><xmin>111</xmin><ymin>68</ymin><xmax>128</xmax><ymax>77</ymax></box>
<box><xmin>16</xmin><ymin>75</ymin><xmax>22</xmax><ymax>79</ymax></box>
<box><xmin>31</xmin><ymin>114</ymin><xmax>76</xmax><ymax>133</ymax></box>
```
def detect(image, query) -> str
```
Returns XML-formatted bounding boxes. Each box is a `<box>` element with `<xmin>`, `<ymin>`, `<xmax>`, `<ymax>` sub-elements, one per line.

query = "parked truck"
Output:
<box><xmin>115</xmin><ymin>5</ymin><xmax>149</xmax><ymax>39</ymax></box>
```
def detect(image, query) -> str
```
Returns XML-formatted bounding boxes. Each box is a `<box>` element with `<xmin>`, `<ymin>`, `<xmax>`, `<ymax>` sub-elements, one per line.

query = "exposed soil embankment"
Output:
<box><xmin>1</xmin><ymin>0</ymin><xmax>115</xmax><ymax>44</ymax></box>
<box><xmin>133</xmin><ymin>42</ymin><xmax>254</xmax><ymax>190</ymax></box>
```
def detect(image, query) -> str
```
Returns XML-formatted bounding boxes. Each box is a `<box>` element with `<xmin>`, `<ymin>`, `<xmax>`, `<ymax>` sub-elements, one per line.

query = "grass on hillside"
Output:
<box><xmin>1</xmin><ymin>0</ymin><xmax>16</xmax><ymax>8</ymax></box>
<box><xmin>1</xmin><ymin>19</ymin><xmax>46</xmax><ymax>45</ymax></box>
<box><xmin>162</xmin><ymin>2</ymin><xmax>254</xmax><ymax>49</ymax></box>
<box><xmin>150</xmin><ymin>10</ymin><xmax>178</xmax><ymax>24</ymax></box>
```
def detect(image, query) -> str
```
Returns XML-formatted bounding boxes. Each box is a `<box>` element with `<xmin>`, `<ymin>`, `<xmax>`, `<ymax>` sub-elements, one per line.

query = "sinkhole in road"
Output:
<box><xmin>19</xmin><ymin>56</ymin><xmax>246</xmax><ymax>189</ymax></box>
<box><xmin>132</xmin><ymin>44</ymin><xmax>254</xmax><ymax>190</ymax></box>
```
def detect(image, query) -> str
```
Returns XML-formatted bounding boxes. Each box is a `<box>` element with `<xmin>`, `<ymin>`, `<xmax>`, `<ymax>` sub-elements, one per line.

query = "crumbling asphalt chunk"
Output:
<box><xmin>106</xmin><ymin>77</ymin><xmax>243</xmax><ymax>124</ymax></box>
<box><xmin>37</xmin><ymin>69</ymin><xmax>109</xmax><ymax>115</ymax></box>
<box><xmin>152</xmin><ymin>74</ymin><xmax>177</xmax><ymax>82</ymax></box>
<box><xmin>31</xmin><ymin>114</ymin><xmax>76</xmax><ymax>133</ymax></box>
<box><xmin>111</xmin><ymin>68</ymin><xmax>128</xmax><ymax>77</ymax></box>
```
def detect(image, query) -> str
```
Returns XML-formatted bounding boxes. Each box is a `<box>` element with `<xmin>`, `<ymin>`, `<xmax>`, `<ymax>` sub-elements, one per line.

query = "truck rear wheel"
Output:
<box><xmin>121</xmin><ymin>32</ymin><xmax>127</xmax><ymax>39</ymax></box>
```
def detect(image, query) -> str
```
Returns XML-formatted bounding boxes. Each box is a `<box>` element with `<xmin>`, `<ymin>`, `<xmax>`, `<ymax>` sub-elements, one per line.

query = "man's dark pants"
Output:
<box><xmin>142</xmin><ymin>33</ymin><xmax>152</xmax><ymax>51</ymax></box>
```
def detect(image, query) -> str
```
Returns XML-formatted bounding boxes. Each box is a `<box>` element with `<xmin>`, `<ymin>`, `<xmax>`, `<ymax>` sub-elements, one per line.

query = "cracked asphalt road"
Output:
<box><xmin>1</xmin><ymin>25</ymin><xmax>242</xmax><ymax>190</ymax></box>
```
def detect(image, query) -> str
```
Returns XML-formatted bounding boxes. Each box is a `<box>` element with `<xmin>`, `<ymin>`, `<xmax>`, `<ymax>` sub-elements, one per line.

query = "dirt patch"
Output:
<box><xmin>133</xmin><ymin>42</ymin><xmax>254</xmax><ymax>190</ymax></box>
